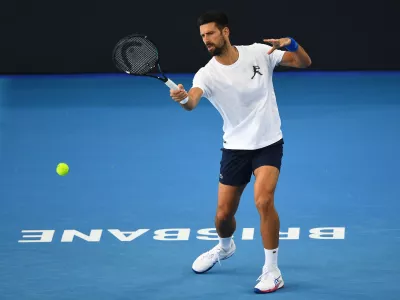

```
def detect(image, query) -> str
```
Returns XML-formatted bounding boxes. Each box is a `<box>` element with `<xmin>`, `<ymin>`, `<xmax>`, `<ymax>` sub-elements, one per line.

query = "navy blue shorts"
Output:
<box><xmin>219</xmin><ymin>139</ymin><xmax>284</xmax><ymax>186</ymax></box>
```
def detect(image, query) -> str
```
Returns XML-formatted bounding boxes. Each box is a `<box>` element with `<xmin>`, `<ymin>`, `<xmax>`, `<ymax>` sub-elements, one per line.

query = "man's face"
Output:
<box><xmin>200</xmin><ymin>22</ymin><xmax>228</xmax><ymax>56</ymax></box>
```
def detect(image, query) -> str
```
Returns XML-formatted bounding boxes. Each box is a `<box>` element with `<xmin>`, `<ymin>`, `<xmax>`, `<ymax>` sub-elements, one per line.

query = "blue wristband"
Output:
<box><xmin>285</xmin><ymin>37</ymin><xmax>299</xmax><ymax>52</ymax></box>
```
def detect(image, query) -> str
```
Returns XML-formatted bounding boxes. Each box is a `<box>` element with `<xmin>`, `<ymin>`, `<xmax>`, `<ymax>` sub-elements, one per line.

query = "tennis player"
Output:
<box><xmin>170</xmin><ymin>11</ymin><xmax>311</xmax><ymax>293</ymax></box>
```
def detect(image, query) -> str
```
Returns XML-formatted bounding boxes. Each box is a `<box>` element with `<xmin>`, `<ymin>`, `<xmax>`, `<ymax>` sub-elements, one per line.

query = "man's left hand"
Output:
<box><xmin>263</xmin><ymin>38</ymin><xmax>291</xmax><ymax>54</ymax></box>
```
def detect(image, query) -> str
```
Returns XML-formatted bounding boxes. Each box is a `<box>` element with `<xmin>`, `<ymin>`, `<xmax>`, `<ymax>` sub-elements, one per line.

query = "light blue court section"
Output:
<box><xmin>0</xmin><ymin>71</ymin><xmax>399</xmax><ymax>299</ymax></box>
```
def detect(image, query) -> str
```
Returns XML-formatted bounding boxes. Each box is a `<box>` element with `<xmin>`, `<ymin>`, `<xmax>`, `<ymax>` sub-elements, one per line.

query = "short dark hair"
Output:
<box><xmin>197</xmin><ymin>11</ymin><xmax>229</xmax><ymax>30</ymax></box>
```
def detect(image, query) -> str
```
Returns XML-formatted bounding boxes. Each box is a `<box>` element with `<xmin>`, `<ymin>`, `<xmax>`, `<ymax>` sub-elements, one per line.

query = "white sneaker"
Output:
<box><xmin>192</xmin><ymin>240</ymin><xmax>236</xmax><ymax>274</ymax></box>
<box><xmin>254</xmin><ymin>266</ymin><xmax>284</xmax><ymax>293</ymax></box>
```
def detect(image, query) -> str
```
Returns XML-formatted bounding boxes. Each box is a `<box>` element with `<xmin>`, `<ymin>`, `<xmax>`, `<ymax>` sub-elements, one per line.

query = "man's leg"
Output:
<box><xmin>215</xmin><ymin>182</ymin><xmax>246</xmax><ymax>249</ymax></box>
<box><xmin>253</xmin><ymin>166</ymin><xmax>280</xmax><ymax>264</ymax></box>
<box><xmin>253</xmin><ymin>165</ymin><xmax>284</xmax><ymax>293</ymax></box>
<box><xmin>192</xmin><ymin>148</ymin><xmax>252</xmax><ymax>274</ymax></box>
<box><xmin>251</xmin><ymin>140</ymin><xmax>284</xmax><ymax>293</ymax></box>
<box><xmin>215</xmin><ymin>182</ymin><xmax>246</xmax><ymax>238</ymax></box>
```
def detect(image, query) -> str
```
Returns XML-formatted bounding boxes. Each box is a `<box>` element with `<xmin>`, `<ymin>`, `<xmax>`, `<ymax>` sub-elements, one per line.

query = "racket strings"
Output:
<box><xmin>114</xmin><ymin>36</ymin><xmax>158</xmax><ymax>75</ymax></box>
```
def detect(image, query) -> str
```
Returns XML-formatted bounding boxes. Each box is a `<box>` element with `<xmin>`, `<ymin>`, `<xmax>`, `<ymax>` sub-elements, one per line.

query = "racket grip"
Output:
<box><xmin>165</xmin><ymin>79</ymin><xmax>189</xmax><ymax>104</ymax></box>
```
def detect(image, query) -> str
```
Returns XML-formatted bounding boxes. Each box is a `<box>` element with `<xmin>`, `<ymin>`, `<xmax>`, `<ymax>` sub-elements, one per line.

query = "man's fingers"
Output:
<box><xmin>170</xmin><ymin>89</ymin><xmax>185</xmax><ymax>95</ymax></box>
<box><xmin>170</xmin><ymin>89</ymin><xmax>187</xmax><ymax>102</ymax></box>
<box><xmin>267</xmin><ymin>46</ymin><xmax>276</xmax><ymax>54</ymax></box>
<box><xmin>172</xmin><ymin>95</ymin><xmax>187</xmax><ymax>102</ymax></box>
<box><xmin>263</xmin><ymin>38</ymin><xmax>277</xmax><ymax>44</ymax></box>
<box><xmin>264</xmin><ymin>39</ymin><xmax>279</xmax><ymax>54</ymax></box>
<box><xmin>170</xmin><ymin>83</ymin><xmax>187</xmax><ymax>103</ymax></box>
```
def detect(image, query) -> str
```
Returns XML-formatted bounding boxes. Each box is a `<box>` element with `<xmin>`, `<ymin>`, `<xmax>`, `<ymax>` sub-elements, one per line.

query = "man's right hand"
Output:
<box><xmin>170</xmin><ymin>84</ymin><xmax>188</xmax><ymax>103</ymax></box>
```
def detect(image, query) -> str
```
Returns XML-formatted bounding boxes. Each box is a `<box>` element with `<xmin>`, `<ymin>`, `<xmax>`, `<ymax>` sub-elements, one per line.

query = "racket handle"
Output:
<box><xmin>165</xmin><ymin>79</ymin><xmax>189</xmax><ymax>104</ymax></box>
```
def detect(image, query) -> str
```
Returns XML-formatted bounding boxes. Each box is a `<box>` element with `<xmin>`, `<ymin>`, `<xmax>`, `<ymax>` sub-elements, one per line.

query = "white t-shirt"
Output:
<box><xmin>192</xmin><ymin>42</ymin><xmax>285</xmax><ymax>150</ymax></box>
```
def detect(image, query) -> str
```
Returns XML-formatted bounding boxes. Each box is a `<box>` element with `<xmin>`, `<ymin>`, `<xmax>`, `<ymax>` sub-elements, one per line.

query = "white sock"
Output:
<box><xmin>219</xmin><ymin>237</ymin><xmax>232</xmax><ymax>251</ymax></box>
<box><xmin>264</xmin><ymin>248</ymin><xmax>278</xmax><ymax>270</ymax></box>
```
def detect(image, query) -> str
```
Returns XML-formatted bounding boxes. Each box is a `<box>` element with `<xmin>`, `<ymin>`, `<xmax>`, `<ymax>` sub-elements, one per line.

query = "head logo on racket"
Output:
<box><xmin>112</xmin><ymin>34</ymin><xmax>188</xmax><ymax>104</ymax></box>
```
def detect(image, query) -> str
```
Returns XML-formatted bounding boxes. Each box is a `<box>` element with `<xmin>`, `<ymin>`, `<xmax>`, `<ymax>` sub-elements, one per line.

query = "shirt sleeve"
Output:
<box><xmin>192</xmin><ymin>67</ymin><xmax>212</xmax><ymax>99</ymax></box>
<box><xmin>253</xmin><ymin>42</ymin><xmax>286</xmax><ymax>69</ymax></box>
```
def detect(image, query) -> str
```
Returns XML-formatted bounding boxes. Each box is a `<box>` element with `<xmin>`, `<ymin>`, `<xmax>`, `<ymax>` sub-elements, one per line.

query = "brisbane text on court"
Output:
<box><xmin>18</xmin><ymin>227</ymin><xmax>346</xmax><ymax>243</ymax></box>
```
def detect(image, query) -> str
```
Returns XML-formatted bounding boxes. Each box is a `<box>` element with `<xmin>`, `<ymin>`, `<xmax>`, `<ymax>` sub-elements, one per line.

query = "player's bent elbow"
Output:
<box><xmin>298</xmin><ymin>58</ymin><xmax>312</xmax><ymax>69</ymax></box>
<box><xmin>181</xmin><ymin>100</ymin><xmax>197</xmax><ymax>111</ymax></box>
<box><xmin>302</xmin><ymin>56</ymin><xmax>312</xmax><ymax>68</ymax></box>
<box><xmin>183</xmin><ymin>95</ymin><xmax>202</xmax><ymax>111</ymax></box>
<box><xmin>183</xmin><ymin>105</ymin><xmax>194</xmax><ymax>111</ymax></box>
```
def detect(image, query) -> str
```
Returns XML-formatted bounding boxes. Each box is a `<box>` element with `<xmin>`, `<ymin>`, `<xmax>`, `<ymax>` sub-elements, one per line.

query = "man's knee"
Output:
<box><xmin>216</xmin><ymin>207</ymin><xmax>235</xmax><ymax>222</ymax></box>
<box><xmin>253</xmin><ymin>165</ymin><xmax>280</xmax><ymax>213</ymax></box>
<box><xmin>216</xmin><ymin>182</ymin><xmax>246</xmax><ymax>223</ymax></box>
<box><xmin>255</xmin><ymin>192</ymin><xmax>275</xmax><ymax>213</ymax></box>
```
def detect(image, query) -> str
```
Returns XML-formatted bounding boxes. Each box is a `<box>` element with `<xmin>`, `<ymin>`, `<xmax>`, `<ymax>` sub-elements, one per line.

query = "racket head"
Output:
<box><xmin>112</xmin><ymin>34</ymin><xmax>160</xmax><ymax>76</ymax></box>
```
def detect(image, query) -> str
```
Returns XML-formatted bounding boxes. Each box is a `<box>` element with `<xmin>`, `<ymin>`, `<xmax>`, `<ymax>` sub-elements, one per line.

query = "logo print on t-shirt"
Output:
<box><xmin>251</xmin><ymin>66</ymin><xmax>263</xmax><ymax>79</ymax></box>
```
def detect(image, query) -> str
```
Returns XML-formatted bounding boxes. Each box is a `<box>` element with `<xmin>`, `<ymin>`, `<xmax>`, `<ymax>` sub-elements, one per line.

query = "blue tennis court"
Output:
<box><xmin>1</xmin><ymin>71</ymin><xmax>399</xmax><ymax>299</ymax></box>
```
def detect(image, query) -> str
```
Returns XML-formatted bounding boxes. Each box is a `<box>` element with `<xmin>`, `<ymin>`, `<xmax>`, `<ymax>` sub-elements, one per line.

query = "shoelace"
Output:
<box><xmin>256</xmin><ymin>269</ymin><xmax>281</xmax><ymax>288</ymax></box>
<box><xmin>201</xmin><ymin>245</ymin><xmax>223</xmax><ymax>265</ymax></box>
<box><xmin>256</xmin><ymin>271</ymin><xmax>270</xmax><ymax>282</ymax></box>
<box><xmin>257</xmin><ymin>268</ymin><xmax>279</xmax><ymax>282</ymax></box>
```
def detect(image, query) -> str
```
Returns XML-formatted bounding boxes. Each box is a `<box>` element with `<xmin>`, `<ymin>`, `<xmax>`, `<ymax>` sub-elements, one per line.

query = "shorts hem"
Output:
<box><xmin>222</xmin><ymin>134</ymin><xmax>283</xmax><ymax>151</ymax></box>
<box><xmin>219</xmin><ymin>178</ymin><xmax>251</xmax><ymax>186</ymax></box>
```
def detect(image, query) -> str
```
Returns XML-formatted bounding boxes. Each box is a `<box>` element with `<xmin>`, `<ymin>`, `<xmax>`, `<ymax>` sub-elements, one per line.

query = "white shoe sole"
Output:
<box><xmin>254</xmin><ymin>280</ymin><xmax>284</xmax><ymax>294</ymax></box>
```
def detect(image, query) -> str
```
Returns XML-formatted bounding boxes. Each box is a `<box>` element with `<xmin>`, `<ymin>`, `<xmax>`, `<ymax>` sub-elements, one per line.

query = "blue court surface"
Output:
<box><xmin>0</xmin><ymin>71</ymin><xmax>399</xmax><ymax>299</ymax></box>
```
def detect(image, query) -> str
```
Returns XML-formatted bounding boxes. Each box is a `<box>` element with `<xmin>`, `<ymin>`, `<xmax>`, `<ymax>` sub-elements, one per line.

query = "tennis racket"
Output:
<box><xmin>112</xmin><ymin>33</ymin><xmax>188</xmax><ymax>104</ymax></box>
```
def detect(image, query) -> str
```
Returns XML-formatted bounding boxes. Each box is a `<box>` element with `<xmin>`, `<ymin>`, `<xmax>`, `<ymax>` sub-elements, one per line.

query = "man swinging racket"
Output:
<box><xmin>170</xmin><ymin>11</ymin><xmax>311</xmax><ymax>294</ymax></box>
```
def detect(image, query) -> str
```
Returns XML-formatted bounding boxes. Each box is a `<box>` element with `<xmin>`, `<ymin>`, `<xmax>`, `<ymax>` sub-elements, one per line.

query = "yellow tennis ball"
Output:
<box><xmin>56</xmin><ymin>163</ymin><xmax>69</xmax><ymax>176</ymax></box>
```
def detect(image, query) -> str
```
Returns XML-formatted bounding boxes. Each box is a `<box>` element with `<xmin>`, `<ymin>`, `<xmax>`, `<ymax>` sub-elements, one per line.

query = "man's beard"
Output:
<box><xmin>207</xmin><ymin>40</ymin><xmax>226</xmax><ymax>57</ymax></box>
